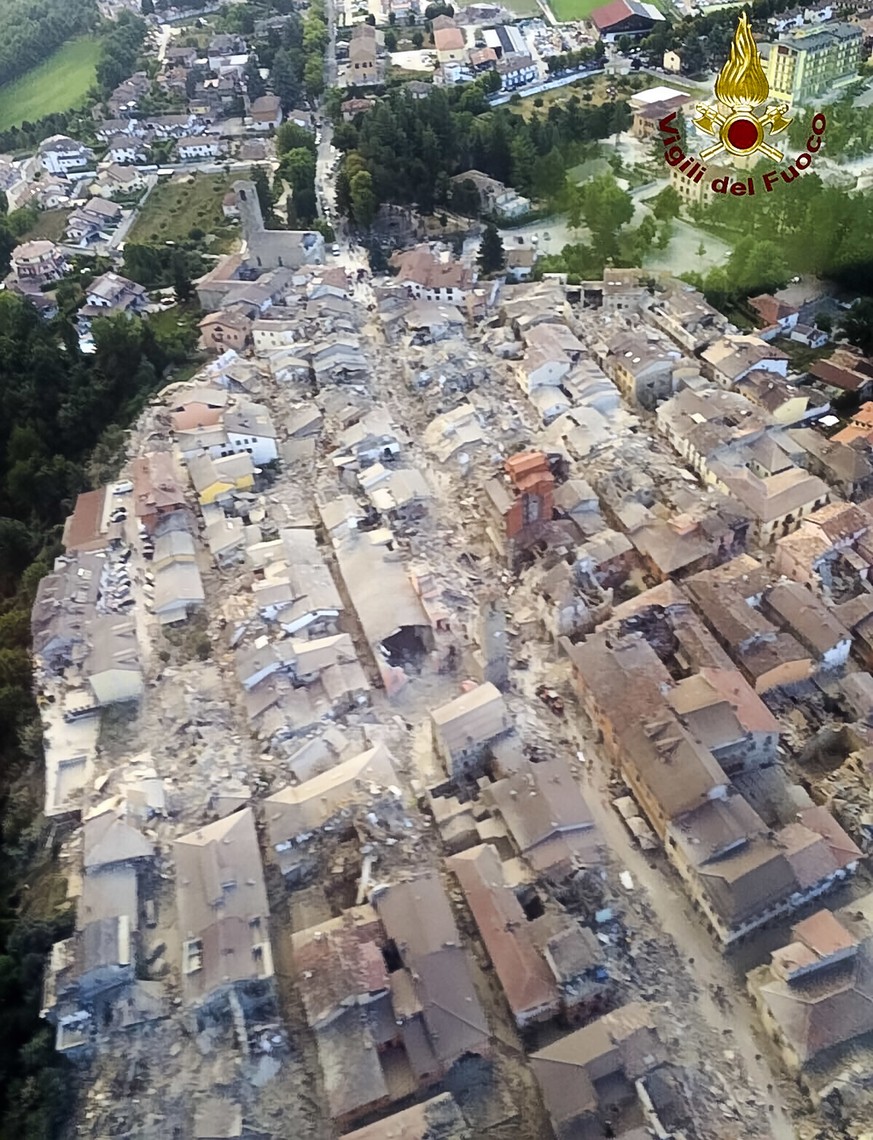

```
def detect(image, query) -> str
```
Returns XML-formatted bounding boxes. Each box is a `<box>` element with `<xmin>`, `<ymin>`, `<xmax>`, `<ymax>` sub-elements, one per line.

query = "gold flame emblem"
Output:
<box><xmin>693</xmin><ymin>13</ymin><xmax>791</xmax><ymax>162</ymax></box>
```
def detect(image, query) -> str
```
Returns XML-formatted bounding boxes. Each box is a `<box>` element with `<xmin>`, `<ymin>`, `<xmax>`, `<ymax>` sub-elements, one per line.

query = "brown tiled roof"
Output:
<box><xmin>63</xmin><ymin>488</ymin><xmax>107</xmax><ymax>554</ymax></box>
<box><xmin>449</xmin><ymin>844</ymin><xmax>559</xmax><ymax>1022</ymax></box>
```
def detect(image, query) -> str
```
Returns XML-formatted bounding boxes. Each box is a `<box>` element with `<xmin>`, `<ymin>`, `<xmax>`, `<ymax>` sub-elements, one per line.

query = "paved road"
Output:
<box><xmin>156</xmin><ymin>23</ymin><xmax>174</xmax><ymax>63</ymax></box>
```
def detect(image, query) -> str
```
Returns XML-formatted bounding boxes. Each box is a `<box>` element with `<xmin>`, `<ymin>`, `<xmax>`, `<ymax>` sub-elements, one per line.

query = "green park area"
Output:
<box><xmin>502</xmin><ymin>0</ymin><xmax>542</xmax><ymax>15</ymax></box>
<box><xmin>130</xmin><ymin>173</ymin><xmax>241</xmax><ymax>252</ymax></box>
<box><xmin>0</xmin><ymin>36</ymin><xmax>101</xmax><ymax>131</ymax></box>
<box><xmin>548</xmin><ymin>0</ymin><xmax>607</xmax><ymax>20</ymax></box>
<box><xmin>548</xmin><ymin>0</ymin><xmax>665</xmax><ymax>18</ymax></box>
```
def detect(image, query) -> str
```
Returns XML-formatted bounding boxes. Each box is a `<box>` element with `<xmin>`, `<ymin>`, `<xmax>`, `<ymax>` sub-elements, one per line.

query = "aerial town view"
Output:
<box><xmin>5</xmin><ymin>0</ymin><xmax>873</xmax><ymax>1136</ymax></box>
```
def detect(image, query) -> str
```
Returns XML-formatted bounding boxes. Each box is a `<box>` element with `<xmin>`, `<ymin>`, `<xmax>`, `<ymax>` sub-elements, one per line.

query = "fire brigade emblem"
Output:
<box><xmin>693</xmin><ymin>12</ymin><xmax>792</xmax><ymax>163</ymax></box>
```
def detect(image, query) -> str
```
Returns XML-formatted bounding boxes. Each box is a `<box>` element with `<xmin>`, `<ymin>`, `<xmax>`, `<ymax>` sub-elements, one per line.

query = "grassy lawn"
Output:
<box><xmin>146</xmin><ymin>301</ymin><xmax>202</xmax><ymax>340</ymax></box>
<box><xmin>129</xmin><ymin>173</ymin><xmax>241</xmax><ymax>253</ymax></box>
<box><xmin>549</xmin><ymin>0</ymin><xmax>606</xmax><ymax>19</ymax></box>
<box><xmin>502</xmin><ymin>0</ymin><xmax>541</xmax><ymax>14</ymax></box>
<box><xmin>550</xmin><ymin>0</ymin><xmax>667</xmax><ymax>15</ymax></box>
<box><xmin>508</xmin><ymin>73</ymin><xmax>643</xmax><ymax>119</ymax></box>
<box><xmin>0</xmin><ymin>37</ymin><xmax>101</xmax><ymax>131</ymax></box>
<box><xmin>17</xmin><ymin>208</ymin><xmax>72</xmax><ymax>243</ymax></box>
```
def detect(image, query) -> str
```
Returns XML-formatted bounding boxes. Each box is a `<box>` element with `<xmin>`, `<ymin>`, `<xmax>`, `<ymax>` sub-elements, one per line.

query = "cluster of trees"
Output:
<box><xmin>95</xmin><ymin>11</ymin><xmax>147</xmax><ymax>94</ymax></box>
<box><xmin>243</xmin><ymin>0</ymin><xmax>326</xmax><ymax>111</ymax></box>
<box><xmin>534</xmin><ymin>172</ymin><xmax>671</xmax><ymax>281</ymax></box>
<box><xmin>640</xmin><ymin>0</ymin><xmax>815</xmax><ymax>75</ymax></box>
<box><xmin>122</xmin><ymin>242</ymin><xmax>205</xmax><ymax>298</ymax></box>
<box><xmin>545</xmin><ymin>42</ymin><xmax>604</xmax><ymax>74</ymax></box>
<box><xmin>275</xmin><ymin>121</ymin><xmax>318</xmax><ymax>225</ymax></box>
<box><xmin>0</xmin><ymin>0</ymin><xmax>96</xmax><ymax>88</ymax></box>
<box><xmin>0</xmin><ymin>291</ymin><xmax>200</xmax><ymax>1138</ymax></box>
<box><xmin>786</xmin><ymin>96</ymin><xmax>873</xmax><ymax>162</ymax></box>
<box><xmin>686</xmin><ymin>171</ymin><xmax>873</xmax><ymax>306</ymax></box>
<box><xmin>333</xmin><ymin>84</ymin><xmax>631</xmax><ymax>224</ymax></box>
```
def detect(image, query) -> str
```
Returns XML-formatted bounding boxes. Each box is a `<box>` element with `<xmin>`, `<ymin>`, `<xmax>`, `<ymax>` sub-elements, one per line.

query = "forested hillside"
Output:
<box><xmin>0</xmin><ymin>294</ymin><xmax>196</xmax><ymax>1139</ymax></box>
<box><xmin>0</xmin><ymin>0</ymin><xmax>98</xmax><ymax>88</ymax></box>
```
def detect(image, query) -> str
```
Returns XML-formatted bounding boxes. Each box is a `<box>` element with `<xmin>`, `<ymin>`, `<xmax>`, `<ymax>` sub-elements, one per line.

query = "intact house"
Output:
<box><xmin>224</xmin><ymin>402</ymin><xmax>279</xmax><ymax>465</ymax></box>
<box><xmin>389</xmin><ymin>244</ymin><xmax>479</xmax><ymax>305</ymax></box>
<box><xmin>747</xmin><ymin>901</ymin><xmax>873</xmax><ymax>1085</ymax></box>
<box><xmin>90</xmin><ymin>163</ymin><xmax>147</xmax><ymax>198</ymax></box>
<box><xmin>105</xmin><ymin>135</ymin><xmax>151</xmax><ymax>165</ymax></box>
<box><xmin>176</xmin><ymin>137</ymin><xmax>226</xmax><ymax>162</ymax></box>
<box><xmin>38</xmin><ymin>134</ymin><xmax>94</xmax><ymax>175</ymax></box>
<box><xmin>701</xmin><ymin>333</ymin><xmax>789</xmax><ymax>388</ymax></box>
<box><xmin>65</xmin><ymin>199</ymin><xmax>123</xmax><ymax>247</ymax></box>
<box><xmin>599</xmin><ymin>329</ymin><xmax>682</xmax><ymax>410</ymax></box>
<box><xmin>10</xmin><ymin>240</ymin><xmax>67</xmax><ymax>287</ymax></box>
<box><xmin>249</xmin><ymin>94</ymin><xmax>283</xmax><ymax>130</ymax></box>
<box><xmin>496</xmin><ymin>53</ymin><xmax>538</xmax><ymax>89</ymax></box>
<box><xmin>198</xmin><ymin>307</ymin><xmax>255</xmax><ymax>354</ymax></box>
<box><xmin>79</xmin><ymin>272</ymin><xmax>148</xmax><ymax>329</ymax></box>
<box><xmin>591</xmin><ymin>0</ymin><xmax>665</xmax><ymax>40</ymax></box>
<box><xmin>450</xmin><ymin>170</ymin><xmax>531</xmax><ymax>218</ymax></box>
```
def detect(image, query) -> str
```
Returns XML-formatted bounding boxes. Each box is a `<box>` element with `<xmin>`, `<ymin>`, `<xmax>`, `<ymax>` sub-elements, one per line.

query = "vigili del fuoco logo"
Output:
<box><xmin>658</xmin><ymin>12</ymin><xmax>827</xmax><ymax>196</ymax></box>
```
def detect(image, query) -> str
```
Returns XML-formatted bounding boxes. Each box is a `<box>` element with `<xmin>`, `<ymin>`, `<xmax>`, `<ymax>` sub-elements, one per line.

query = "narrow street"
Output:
<box><xmin>533</xmin><ymin>660</ymin><xmax>801</xmax><ymax>1140</ymax></box>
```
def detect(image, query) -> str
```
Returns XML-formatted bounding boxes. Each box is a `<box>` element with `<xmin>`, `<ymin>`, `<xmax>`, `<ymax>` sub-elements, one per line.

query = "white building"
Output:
<box><xmin>176</xmin><ymin>137</ymin><xmax>224</xmax><ymax>161</ymax></box>
<box><xmin>38</xmin><ymin>135</ymin><xmax>94</xmax><ymax>175</ymax></box>
<box><xmin>105</xmin><ymin>136</ymin><xmax>150</xmax><ymax>165</ymax></box>
<box><xmin>224</xmin><ymin>402</ymin><xmax>279</xmax><ymax>465</ymax></box>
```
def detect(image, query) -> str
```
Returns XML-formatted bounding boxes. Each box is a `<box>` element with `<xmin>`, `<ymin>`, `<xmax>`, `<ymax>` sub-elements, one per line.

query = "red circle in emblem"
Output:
<box><xmin>726</xmin><ymin>116</ymin><xmax>760</xmax><ymax>151</ymax></box>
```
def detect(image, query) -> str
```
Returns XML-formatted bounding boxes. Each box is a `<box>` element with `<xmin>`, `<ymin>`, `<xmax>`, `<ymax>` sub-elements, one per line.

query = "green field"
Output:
<box><xmin>0</xmin><ymin>37</ymin><xmax>101</xmax><ymax>131</ymax></box>
<box><xmin>502</xmin><ymin>0</ymin><xmax>541</xmax><ymax>14</ymax></box>
<box><xmin>548</xmin><ymin>0</ymin><xmax>604</xmax><ymax>20</ymax></box>
<box><xmin>129</xmin><ymin>173</ymin><xmax>241</xmax><ymax>252</ymax></box>
<box><xmin>549</xmin><ymin>0</ymin><xmax>665</xmax><ymax>17</ymax></box>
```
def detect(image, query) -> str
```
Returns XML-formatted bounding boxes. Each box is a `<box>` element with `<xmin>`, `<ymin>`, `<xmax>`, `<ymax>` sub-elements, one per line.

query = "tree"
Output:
<box><xmin>412</xmin><ymin>30</ymin><xmax>424</xmax><ymax>48</ymax></box>
<box><xmin>617</xmin><ymin>34</ymin><xmax>631</xmax><ymax>54</ymax></box>
<box><xmin>271</xmin><ymin>48</ymin><xmax>301</xmax><ymax>111</ymax></box>
<box><xmin>276</xmin><ymin>120</ymin><xmax>316</xmax><ymax>155</ymax></box>
<box><xmin>384</xmin><ymin>29</ymin><xmax>397</xmax><ymax>51</ymax></box>
<box><xmin>252</xmin><ymin>166</ymin><xmax>275</xmax><ymax>225</ymax></box>
<box><xmin>840</xmin><ymin>298</ymin><xmax>873</xmax><ymax>357</ymax></box>
<box><xmin>389</xmin><ymin>10</ymin><xmax>396</xmax><ymax>22</ymax></box>
<box><xmin>365</xmin><ymin>13</ymin><xmax>376</xmax><ymax>24</ymax></box>
<box><xmin>651</xmin><ymin>185</ymin><xmax>681</xmax><ymax>221</ymax></box>
<box><xmin>594</xmin><ymin>39</ymin><xmax>605</xmax><ymax>60</ymax></box>
<box><xmin>172</xmin><ymin>252</ymin><xmax>193</xmax><ymax>303</ymax></box>
<box><xmin>568</xmin><ymin>173</ymin><xmax>633</xmax><ymax>258</ymax></box>
<box><xmin>815</xmin><ymin>312</ymin><xmax>833</xmax><ymax>333</ymax></box>
<box><xmin>304</xmin><ymin>53</ymin><xmax>325</xmax><ymax>98</ymax></box>
<box><xmin>141</xmin><ymin>0</ymin><xmax>154</xmax><ymax>13</ymax></box>
<box><xmin>244</xmin><ymin>55</ymin><xmax>266</xmax><ymax>100</ymax></box>
<box><xmin>349</xmin><ymin>170</ymin><xmax>377</xmax><ymax>228</ymax></box>
<box><xmin>478</xmin><ymin>223</ymin><xmax>505</xmax><ymax>274</ymax></box>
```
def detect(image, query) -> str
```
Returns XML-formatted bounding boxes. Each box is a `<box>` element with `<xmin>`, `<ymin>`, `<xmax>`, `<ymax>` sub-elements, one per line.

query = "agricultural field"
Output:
<box><xmin>0</xmin><ymin>36</ymin><xmax>101</xmax><ymax>130</ymax></box>
<box><xmin>129</xmin><ymin>173</ymin><xmax>241</xmax><ymax>253</ymax></box>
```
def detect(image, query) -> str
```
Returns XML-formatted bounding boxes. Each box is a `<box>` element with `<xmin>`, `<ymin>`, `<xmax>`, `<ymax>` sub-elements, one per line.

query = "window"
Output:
<box><xmin>522</xmin><ymin>493</ymin><xmax>540</xmax><ymax>525</ymax></box>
